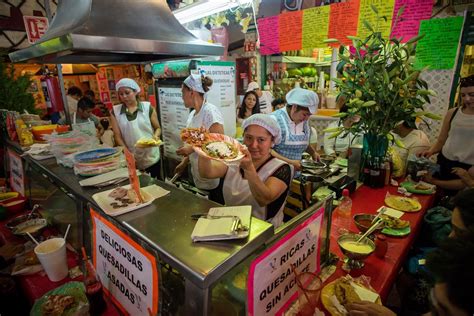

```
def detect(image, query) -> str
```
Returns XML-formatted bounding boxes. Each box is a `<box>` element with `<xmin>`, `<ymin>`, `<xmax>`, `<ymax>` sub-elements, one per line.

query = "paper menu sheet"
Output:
<box><xmin>377</xmin><ymin>206</ymin><xmax>404</xmax><ymax>219</ymax></box>
<box><xmin>191</xmin><ymin>205</ymin><xmax>252</xmax><ymax>242</ymax></box>
<box><xmin>208</xmin><ymin>205</ymin><xmax>252</xmax><ymax>229</ymax></box>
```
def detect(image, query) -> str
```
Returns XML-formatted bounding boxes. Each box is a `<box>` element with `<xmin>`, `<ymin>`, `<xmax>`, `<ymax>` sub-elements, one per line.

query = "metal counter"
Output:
<box><xmin>14</xmin><ymin>145</ymin><xmax>274</xmax><ymax>314</ymax></box>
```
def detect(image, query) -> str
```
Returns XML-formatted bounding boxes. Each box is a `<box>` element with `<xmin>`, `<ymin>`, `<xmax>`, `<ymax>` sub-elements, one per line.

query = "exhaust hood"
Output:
<box><xmin>8</xmin><ymin>0</ymin><xmax>224</xmax><ymax>64</ymax></box>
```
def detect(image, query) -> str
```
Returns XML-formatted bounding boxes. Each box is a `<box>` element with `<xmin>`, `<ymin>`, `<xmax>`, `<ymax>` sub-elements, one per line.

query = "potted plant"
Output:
<box><xmin>0</xmin><ymin>57</ymin><xmax>36</xmax><ymax>114</ymax></box>
<box><xmin>327</xmin><ymin>6</ymin><xmax>440</xmax><ymax>186</ymax></box>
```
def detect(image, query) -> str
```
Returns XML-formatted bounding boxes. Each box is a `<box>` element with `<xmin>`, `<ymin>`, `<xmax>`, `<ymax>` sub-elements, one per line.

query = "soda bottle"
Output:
<box><xmin>333</xmin><ymin>189</ymin><xmax>352</xmax><ymax>235</ymax></box>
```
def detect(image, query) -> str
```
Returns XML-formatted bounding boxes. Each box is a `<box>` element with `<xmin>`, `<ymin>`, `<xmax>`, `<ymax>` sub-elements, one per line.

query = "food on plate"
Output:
<box><xmin>385</xmin><ymin>196</ymin><xmax>421</xmax><ymax>212</ymax></box>
<box><xmin>135</xmin><ymin>138</ymin><xmax>163</xmax><ymax>147</ymax></box>
<box><xmin>42</xmin><ymin>294</ymin><xmax>75</xmax><ymax>316</ymax></box>
<box><xmin>202</xmin><ymin>141</ymin><xmax>239</xmax><ymax>160</ymax></box>
<box><xmin>334</xmin><ymin>278</ymin><xmax>361</xmax><ymax>306</ymax></box>
<box><xmin>180</xmin><ymin>127</ymin><xmax>209</xmax><ymax>146</ymax></box>
<box><xmin>414</xmin><ymin>182</ymin><xmax>432</xmax><ymax>191</ymax></box>
<box><xmin>339</xmin><ymin>241</ymin><xmax>374</xmax><ymax>255</ymax></box>
<box><xmin>108</xmin><ymin>187</ymin><xmax>128</xmax><ymax>199</ymax></box>
<box><xmin>381</xmin><ymin>214</ymin><xmax>410</xmax><ymax>229</ymax></box>
<box><xmin>108</xmin><ymin>187</ymin><xmax>145</xmax><ymax>209</ymax></box>
<box><xmin>15</xmin><ymin>223</ymin><xmax>45</xmax><ymax>234</ymax></box>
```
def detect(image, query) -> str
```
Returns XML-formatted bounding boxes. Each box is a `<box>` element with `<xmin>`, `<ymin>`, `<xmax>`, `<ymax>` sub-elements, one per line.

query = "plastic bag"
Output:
<box><xmin>423</xmin><ymin>206</ymin><xmax>452</xmax><ymax>245</ymax></box>
<box><xmin>44</xmin><ymin>130</ymin><xmax>99</xmax><ymax>167</ymax></box>
<box><xmin>71</xmin><ymin>112</ymin><xmax>97</xmax><ymax>137</ymax></box>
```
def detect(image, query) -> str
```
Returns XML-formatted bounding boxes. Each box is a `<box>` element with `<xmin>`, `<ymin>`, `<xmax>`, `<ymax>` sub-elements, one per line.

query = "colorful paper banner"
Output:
<box><xmin>414</xmin><ymin>17</ymin><xmax>464</xmax><ymax>70</ymax></box>
<box><xmin>279</xmin><ymin>10</ymin><xmax>303</xmax><ymax>52</ymax></box>
<box><xmin>258</xmin><ymin>16</ymin><xmax>280</xmax><ymax>55</ymax></box>
<box><xmin>390</xmin><ymin>0</ymin><xmax>433</xmax><ymax>42</ymax></box>
<box><xmin>328</xmin><ymin>0</ymin><xmax>361</xmax><ymax>47</ymax></box>
<box><xmin>302</xmin><ymin>5</ymin><xmax>330</xmax><ymax>49</ymax></box>
<box><xmin>357</xmin><ymin>0</ymin><xmax>396</xmax><ymax>39</ymax></box>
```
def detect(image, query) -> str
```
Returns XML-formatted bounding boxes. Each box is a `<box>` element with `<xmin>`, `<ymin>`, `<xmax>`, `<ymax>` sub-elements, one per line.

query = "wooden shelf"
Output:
<box><xmin>269</xmin><ymin>56</ymin><xmax>331</xmax><ymax>66</ymax></box>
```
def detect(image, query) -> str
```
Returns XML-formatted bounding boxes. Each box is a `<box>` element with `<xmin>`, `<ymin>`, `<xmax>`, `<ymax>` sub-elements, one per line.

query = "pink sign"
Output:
<box><xmin>258</xmin><ymin>16</ymin><xmax>280</xmax><ymax>55</ymax></box>
<box><xmin>23</xmin><ymin>16</ymin><xmax>49</xmax><ymax>44</ymax></box>
<box><xmin>247</xmin><ymin>207</ymin><xmax>325</xmax><ymax>316</ymax></box>
<box><xmin>390</xmin><ymin>0</ymin><xmax>433</xmax><ymax>42</ymax></box>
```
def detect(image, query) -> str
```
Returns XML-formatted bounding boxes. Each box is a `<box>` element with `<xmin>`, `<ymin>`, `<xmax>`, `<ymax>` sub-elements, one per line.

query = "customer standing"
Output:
<box><xmin>271</xmin><ymin>87</ymin><xmax>320</xmax><ymax>172</ymax></box>
<box><xmin>175</xmin><ymin>74</ymin><xmax>224</xmax><ymax>195</ymax></box>
<box><xmin>109</xmin><ymin>78</ymin><xmax>161</xmax><ymax>178</ymax></box>
<box><xmin>246</xmin><ymin>82</ymin><xmax>273</xmax><ymax>114</ymax></box>
<box><xmin>421</xmin><ymin>75</ymin><xmax>474</xmax><ymax>191</ymax></box>
<box><xmin>65</xmin><ymin>86</ymin><xmax>82</xmax><ymax>116</ymax></box>
<box><xmin>237</xmin><ymin>90</ymin><xmax>260</xmax><ymax>124</ymax></box>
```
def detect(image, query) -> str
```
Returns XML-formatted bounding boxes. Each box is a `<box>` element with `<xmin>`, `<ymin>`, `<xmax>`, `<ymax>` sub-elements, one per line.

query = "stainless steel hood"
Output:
<box><xmin>9</xmin><ymin>0</ymin><xmax>224</xmax><ymax>64</ymax></box>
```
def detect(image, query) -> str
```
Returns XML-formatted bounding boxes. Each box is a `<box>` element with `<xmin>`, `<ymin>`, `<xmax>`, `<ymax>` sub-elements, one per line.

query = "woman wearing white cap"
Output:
<box><xmin>109</xmin><ymin>78</ymin><xmax>161</xmax><ymax>177</ymax></box>
<box><xmin>175</xmin><ymin>74</ymin><xmax>224</xmax><ymax>195</ymax></box>
<box><xmin>198</xmin><ymin>114</ymin><xmax>292</xmax><ymax>227</ymax></box>
<box><xmin>271</xmin><ymin>87</ymin><xmax>320</xmax><ymax>171</ymax></box>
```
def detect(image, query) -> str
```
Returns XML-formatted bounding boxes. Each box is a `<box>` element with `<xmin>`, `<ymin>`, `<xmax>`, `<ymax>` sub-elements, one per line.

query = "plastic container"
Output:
<box><xmin>32</xmin><ymin>125</ymin><xmax>69</xmax><ymax>142</ymax></box>
<box><xmin>34</xmin><ymin>238</ymin><xmax>68</xmax><ymax>282</ymax></box>
<box><xmin>333</xmin><ymin>189</ymin><xmax>352</xmax><ymax>235</ymax></box>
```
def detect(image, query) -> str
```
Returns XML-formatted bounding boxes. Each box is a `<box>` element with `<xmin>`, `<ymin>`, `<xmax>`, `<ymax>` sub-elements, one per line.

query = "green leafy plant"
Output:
<box><xmin>327</xmin><ymin>5</ymin><xmax>440</xmax><ymax>143</ymax></box>
<box><xmin>0</xmin><ymin>58</ymin><xmax>36</xmax><ymax>114</ymax></box>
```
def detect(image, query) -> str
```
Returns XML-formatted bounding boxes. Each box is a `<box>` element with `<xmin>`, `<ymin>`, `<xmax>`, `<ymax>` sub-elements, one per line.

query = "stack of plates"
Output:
<box><xmin>74</xmin><ymin>148</ymin><xmax>123</xmax><ymax>176</ymax></box>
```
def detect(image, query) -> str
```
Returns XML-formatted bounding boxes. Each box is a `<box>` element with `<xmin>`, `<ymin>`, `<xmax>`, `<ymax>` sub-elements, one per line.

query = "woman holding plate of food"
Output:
<box><xmin>109</xmin><ymin>78</ymin><xmax>161</xmax><ymax>178</ymax></box>
<box><xmin>175</xmin><ymin>74</ymin><xmax>224</xmax><ymax>198</ymax></box>
<box><xmin>197</xmin><ymin>114</ymin><xmax>293</xmax><ymax>227</ymax></box>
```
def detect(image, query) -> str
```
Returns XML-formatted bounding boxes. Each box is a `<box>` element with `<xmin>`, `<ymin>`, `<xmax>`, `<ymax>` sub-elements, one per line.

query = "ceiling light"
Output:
<box><xmin>173</xmin><ymin>0</ymin><xmax>253</xmax><ymax>25</ymax></box>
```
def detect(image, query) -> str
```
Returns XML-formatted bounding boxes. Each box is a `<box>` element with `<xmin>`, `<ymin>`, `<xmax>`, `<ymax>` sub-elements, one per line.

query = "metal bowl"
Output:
<box><xmin>337</xmin><ymin>233</ymin><xmax>375</xmax><ymax>269</ymax></box>
<box><xmin>301</xmin><ymin>159</ymin><xmax>327</xmax><ymax>170</ymax></box>
<box><xmin>319</xmin><ymin>154</ymin><xmax>335</xmax><ymax>165</ymax></box>
<box><xmin>12</xmin><ymin>218</ymin><xmax>47</xmax><ymax>237</ymax></box>
<box><xmin>353</xmin><ymin>214</ymin><xmax>384</xmax><ymax>234</ymax></box>
<box><xmin>6</xmin><ymin>213</ymin><xmax>42</xmax><ymax>230</ymax></box>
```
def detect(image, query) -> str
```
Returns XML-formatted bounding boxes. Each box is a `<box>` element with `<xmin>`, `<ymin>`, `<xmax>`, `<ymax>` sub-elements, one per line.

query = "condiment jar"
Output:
<box><xmin>374</xmin><ymin>234</ymin><xmax>388</xmax><ymax>259</ymax></box>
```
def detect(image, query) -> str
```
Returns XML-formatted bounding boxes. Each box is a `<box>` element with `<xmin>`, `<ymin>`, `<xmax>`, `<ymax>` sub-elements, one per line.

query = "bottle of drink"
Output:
<box><xmin>333</xmin><ymin>189</ymin><xmax>352</xmax><ymax>235</ymax></box>
<box><xmin>81</xmin><ymin>248</ymin><xmax>106</xmax><ymax>314</ymax></box>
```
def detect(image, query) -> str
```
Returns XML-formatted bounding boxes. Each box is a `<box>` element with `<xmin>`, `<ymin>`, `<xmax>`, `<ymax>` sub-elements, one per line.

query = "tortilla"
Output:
<box><xmin>180</xmin><ymin>127</ymin><xmax>209</xmax><ymax>146</ymax></box>
<box><xmin>385</xmin><ymin>196</ymin><xmax>422</xmax><ymax>212</ymax></box>
<box><xmin>201</xmin><ymin>141</ymin><xmax>239</xmax><ymax>160</ymax></box>
<box><xmin>135</xmin><ymin>138</ymin><xmax>162</xmax><ymax>148</ymax></box>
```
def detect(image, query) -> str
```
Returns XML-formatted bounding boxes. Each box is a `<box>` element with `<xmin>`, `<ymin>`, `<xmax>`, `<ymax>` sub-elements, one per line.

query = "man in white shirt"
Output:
<box><xmin>65</xmin><ymin>86</ymin><xmax>82</xmax><ymax>116</ymax></box>
<box><xmin>247</xmin><ymin>81</ymin><xmax>274</xmax><ymax>114</ymax></box>
<box><xmin>393</xmin><ymin>119</ymin><xmax>431</xmax><ymax>170</ymax></box>
<box><xmin>323</xmin><ymin>105</ymin><xmax>363</xmax><ymax>157</ymax></box>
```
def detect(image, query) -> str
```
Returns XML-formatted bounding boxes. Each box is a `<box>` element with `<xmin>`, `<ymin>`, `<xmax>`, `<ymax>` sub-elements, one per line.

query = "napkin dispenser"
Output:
<box><xmin>328</xmin><ymin>175</ymin><xmax>356</xmax><ymax>198</ymax></box>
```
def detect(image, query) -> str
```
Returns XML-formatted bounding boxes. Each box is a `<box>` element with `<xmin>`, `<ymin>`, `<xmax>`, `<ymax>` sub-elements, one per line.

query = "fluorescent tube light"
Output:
<box><xmin>174</xmin><ymin>0</ymin><xmax>252</xmax><ymax>25</ymax></box>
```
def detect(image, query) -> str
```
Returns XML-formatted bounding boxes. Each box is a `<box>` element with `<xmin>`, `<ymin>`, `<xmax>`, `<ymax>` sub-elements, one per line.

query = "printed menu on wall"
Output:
<box><xmin>302</xmin><ymin>5</ymin><xmax>330</xmax><ymax>49</ymax></box>
<box><xmin>279</xmin><ymin>10</ymin><xmax>303</xmax><ymax>52</ymax></box>
<box><xmin>328</xmin><ymin>0</ymin><xmax>361</xmax><ymax>47</ymax></box>
<box><xmin>257</xmin><ymin>16</ymin><xmax>280</xmax><ymax>55</ymax></box>
<box><xmin>414</xmin><ymin>16</ymin><xmax>464</xmax><ymax>70</ymax></box>
<box><xmin>390</xmin><ymin>0</ymin><xmax>434</xmax><ymax>42</ymax></box>
<box><xmin>157</xmin><ymin>87</ymin><xmax>188</xmax><ymax>160</ymax></box>
<box><xmin>357</xmin><ymin>0</ymin><xmax>396</xmax><ymax>39</ymax></box>
<box><xmin>197</xmin><ymin>62</ymin><xmax>237</xmax><ymax>137</ymax></box>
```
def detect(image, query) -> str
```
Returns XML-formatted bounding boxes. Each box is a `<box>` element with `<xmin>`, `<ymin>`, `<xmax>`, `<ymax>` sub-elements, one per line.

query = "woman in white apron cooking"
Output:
<box><xmin>175</xmin><ymin>74</ymin><xmax>224</xmax><ymax>199</ymax></box>
<box><xmin>197</xmin><ymin>114</ymin><xmax>293</xmax><ymax>228</ymax></box>
<box><xmin>109</xmin><ymin>78</ymin><xmax>162</xmax><ymax>178</ymax></box>
<box><xmin>271</xmin><ymin>87</ymin><xmax>320</xmax><ymax>173</ymax></box>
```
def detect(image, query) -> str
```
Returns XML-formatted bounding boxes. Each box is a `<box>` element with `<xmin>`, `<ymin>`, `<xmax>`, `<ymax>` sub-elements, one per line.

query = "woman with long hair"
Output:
<box><xmin>237</xmin><ymin>91</ymin><xmax>260</xmax><ymax>124</ymax></box>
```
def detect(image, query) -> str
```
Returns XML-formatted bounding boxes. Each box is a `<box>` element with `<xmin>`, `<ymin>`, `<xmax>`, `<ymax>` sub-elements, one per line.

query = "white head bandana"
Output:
<box><xmin>116</xmin><ymin>78</ymin><xmax>141</xmax><ymax>93</ymax></box>
<box><xmin>183</xmin><ymin>74</ymin><xmax>206</xmax><ymax>94</ymax></box>
<box><xmin>242</xmin><ymin>114</ymin><xmax>281</xmax><ymax>145</ymax></box>
<box><xmin>286</xmin><ymin>88</ymin><xmax>319</xmax><ymax>114</ymax></box>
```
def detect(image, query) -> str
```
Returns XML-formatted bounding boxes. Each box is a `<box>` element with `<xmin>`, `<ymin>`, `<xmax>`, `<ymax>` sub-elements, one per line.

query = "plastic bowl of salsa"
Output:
<box><xmin>353</xmin><ymin>213</ymin><xmax>384</xmax><ymax>234</ymax></box>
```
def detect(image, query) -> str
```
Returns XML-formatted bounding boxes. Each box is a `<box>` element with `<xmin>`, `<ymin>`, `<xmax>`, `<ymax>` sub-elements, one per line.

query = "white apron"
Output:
<box><xmin>113</xmin><ymin>102</ymin><xmax>160</xmax><ymax>170</ymax></box>
<box><xmin>186</xmin><ymin>102</ymin><xmax>222</xmax><ymax>190</ymax></box>
<box><xmin>222</xmin><ymin>158</ymin><xmax>289</xmax><ymax>228</ymax></box>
